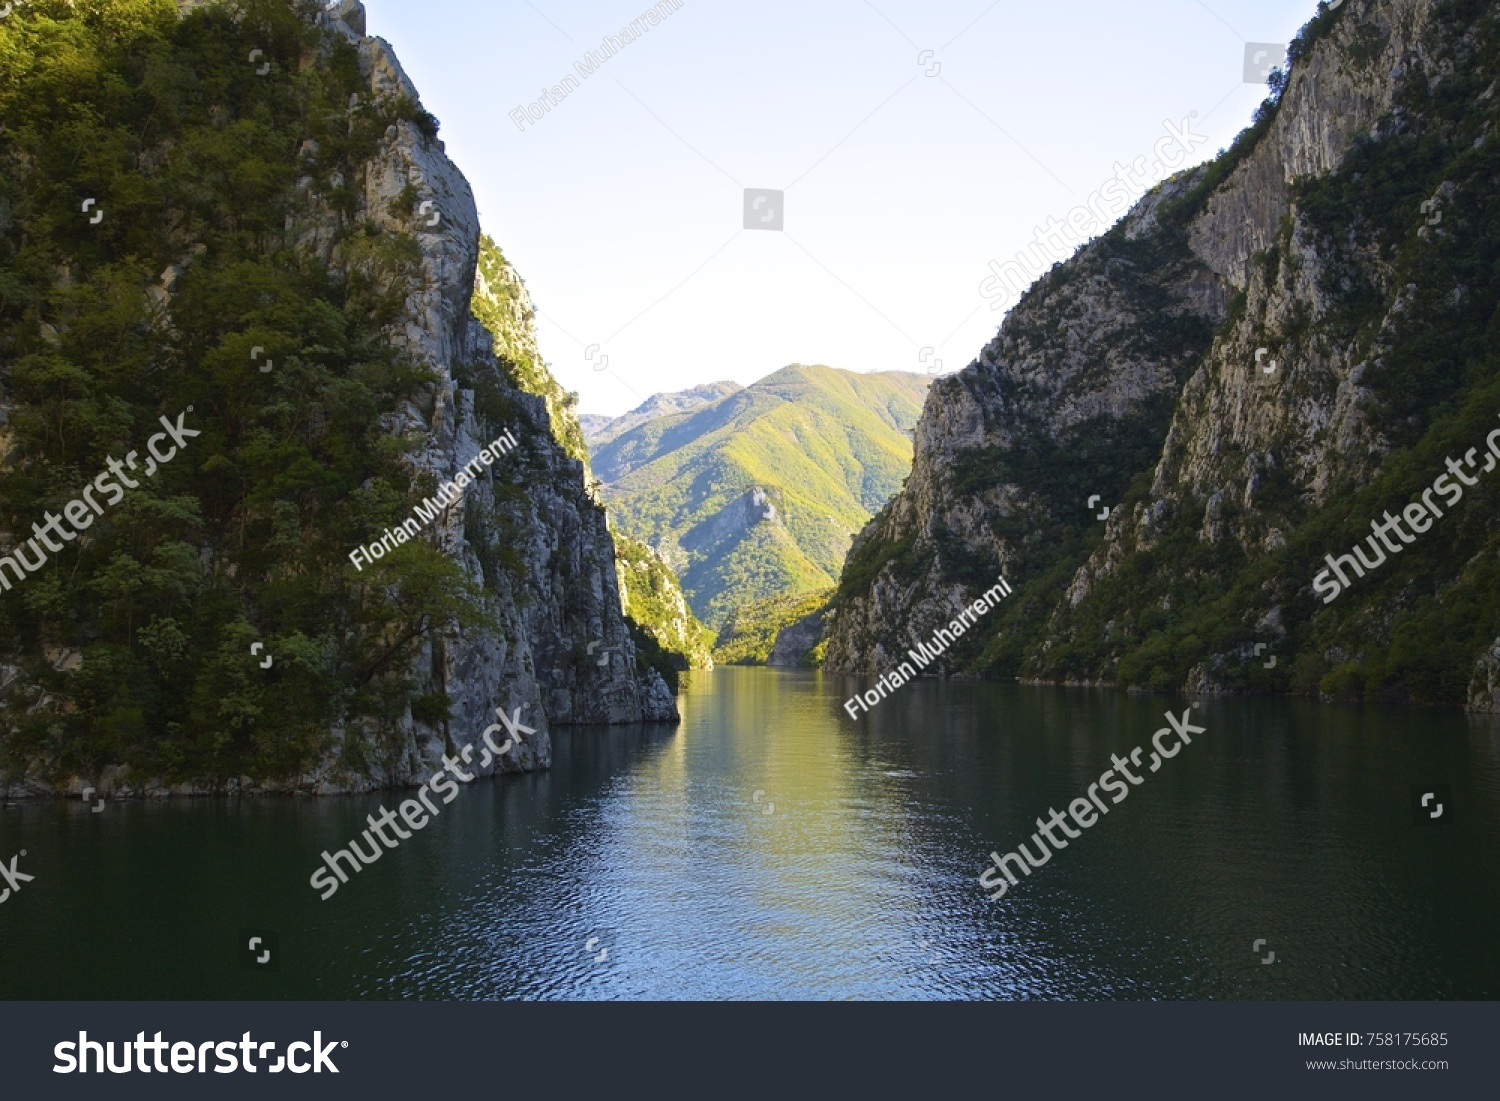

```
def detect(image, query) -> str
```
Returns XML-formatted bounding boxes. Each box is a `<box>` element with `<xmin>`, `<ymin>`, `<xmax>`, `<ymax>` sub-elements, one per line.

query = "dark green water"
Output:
<box><xmin>1</xmin><ymin>668</ymin><xmax>1496</xmax><ymax>1000</ymax></box>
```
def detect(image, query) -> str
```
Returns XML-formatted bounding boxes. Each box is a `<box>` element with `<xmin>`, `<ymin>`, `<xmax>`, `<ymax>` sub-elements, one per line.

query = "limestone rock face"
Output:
<box><xmin>767</xmin><ymin>605</ymin><xmax>828</xmax><ymax>668</ymax></box>
<box><xmin>824</xmin><ymin>170</ymin><xmax>1227</xmax><ymax>675</ymax></box>
<box><xmin>1468</xmin><ymin>638</ymin><xmax>1500</xmax><ymax>714</ymax></box>
<box><xmin>683</xmin><ymin>486</ymin><xmax>784</xmax><ymax>563</ymax></box>
<box><xmin>1186</xmin><ymin>0</ymin><xmax>1428</xmax><ymax>290</ymax></box>
<box><xmin>826</xmin><ymin>0</ymin><xmax>1500</xmax><ymax>710</ymax></box>
<box><xmin>305</xmin><ymin>4</ymin><xmax>680</xmax><ymax>776</ymax></box>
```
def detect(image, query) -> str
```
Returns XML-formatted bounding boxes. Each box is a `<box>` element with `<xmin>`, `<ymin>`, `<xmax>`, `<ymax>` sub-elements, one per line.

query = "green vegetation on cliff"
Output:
<box><xmin>827</xmin><ymin>0</ymin><xmax>1500</xmax><ymax>709</ymax></box>
<box><xmin>713</xmin><ymin>588</ymin><xmax>831</xmax><ymax>666</ymax></box>
<box><xmin>1043</xmin><ymin>3</ymin><xmax>1500</xmax><ymax>704</ymax></box>
<box><xmin>0</xmin><ymin>0</ymin><xmax>486</xmax><ymax>785</ymax></box>
<box><xmin>614</xmin><ymin>532</ymin><xmax>714</xmax><ymax>673</ymax></box>
<box><xmin>471</xmin><ymin>235</ymin><xmax>589</xmax><ymax>466</ymax></box>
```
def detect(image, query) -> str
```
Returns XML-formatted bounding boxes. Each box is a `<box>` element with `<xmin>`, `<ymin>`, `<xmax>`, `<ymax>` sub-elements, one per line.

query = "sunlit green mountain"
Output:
<box><xmin>591</xmin><ymin>365</ymin><xmax>929</xmax><ymax>630</ymax></box>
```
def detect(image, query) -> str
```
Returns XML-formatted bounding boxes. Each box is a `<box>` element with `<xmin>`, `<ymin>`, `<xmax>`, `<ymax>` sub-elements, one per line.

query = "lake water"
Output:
<box><xmin>1</xmin><ymin>668</ymin><xmax>1497</xmax><ymax>1000</ymax></box>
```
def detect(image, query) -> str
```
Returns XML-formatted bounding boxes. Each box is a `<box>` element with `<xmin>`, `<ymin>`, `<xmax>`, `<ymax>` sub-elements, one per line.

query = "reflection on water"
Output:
<box><xmin>1</xmin><ymin>668</ymin><xmax>1497</xmax><ymax>999</ymax></box>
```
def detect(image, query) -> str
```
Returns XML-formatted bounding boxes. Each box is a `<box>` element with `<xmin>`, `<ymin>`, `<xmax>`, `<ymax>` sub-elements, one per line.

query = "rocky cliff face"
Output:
<box><xmin>766</xmin><ymin>604</ymin><xmax>828</xmax><ymax>668</ymax></box>
<box><xmin>0</xmin><ymin>0</ymin><xmax>675</xmax><ymax>799</ymax></box>
<box><xmin>827</xmin><ymin>0</ymin><xmax>1500</xmax><ymax>710</ymax></box>
<box><xmin>824</xmin><ymin>164</ymin><xmax>1228</xmax><ymax>678</ymax></box>
<box><xmin>247</xmin><ymin>2</ymin><xmax>682</xmax><ymax>766</ymax></box>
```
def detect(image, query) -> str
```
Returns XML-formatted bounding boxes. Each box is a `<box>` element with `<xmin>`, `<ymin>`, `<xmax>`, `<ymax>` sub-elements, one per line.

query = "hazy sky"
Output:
<box><xmin>363</xmin><ymin>0</ymin><xmax>1322</xmax><ymax>415</ymax></box>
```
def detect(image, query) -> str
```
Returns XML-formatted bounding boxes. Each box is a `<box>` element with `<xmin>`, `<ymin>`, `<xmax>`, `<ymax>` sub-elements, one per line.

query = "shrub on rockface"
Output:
<box><xmin>0</xmin><ymin>0</ymin><xmax>488</xmax><ymax>786</ymax></box>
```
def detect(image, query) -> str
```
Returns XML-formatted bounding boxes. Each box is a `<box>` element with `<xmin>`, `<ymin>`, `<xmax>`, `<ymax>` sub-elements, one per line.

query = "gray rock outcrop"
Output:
<box><xmin>826</xmin><ymin>0</ymin><xmax>1500</xmax><ymax>711</ymax></box>
<box><xmin>287</xmin><ymin>3</ymin><xmax>682</xmax><ymax>772</ymax></box>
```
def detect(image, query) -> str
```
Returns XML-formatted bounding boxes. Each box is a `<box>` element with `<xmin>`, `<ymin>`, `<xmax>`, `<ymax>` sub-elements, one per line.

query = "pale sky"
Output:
<box><xmin>363</xmin><ymin>0</ymin><xmax>1323</xmax><ymax>415</ymax></box>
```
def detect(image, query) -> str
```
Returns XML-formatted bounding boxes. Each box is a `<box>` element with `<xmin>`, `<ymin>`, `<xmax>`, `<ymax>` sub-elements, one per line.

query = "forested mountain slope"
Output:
<box><xmin>594</xmin><ymin>364</ymin><xmax>928</xmax><ymax>629</ymax></box>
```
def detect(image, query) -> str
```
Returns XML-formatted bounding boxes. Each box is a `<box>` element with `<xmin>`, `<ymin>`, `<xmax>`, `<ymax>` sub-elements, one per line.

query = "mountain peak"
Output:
<box><xmin>591</xmin><ymin>365</ymin><xmax>930</xmax><ymax>628</ymax></box>
<box><xmin>582</xmin><ymin>381</ymin><xmax>743</xmax><ymax>446</ymax></box>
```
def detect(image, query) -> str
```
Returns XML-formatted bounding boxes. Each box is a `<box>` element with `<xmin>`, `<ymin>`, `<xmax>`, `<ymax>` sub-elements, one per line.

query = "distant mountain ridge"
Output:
<box><xmin>582</xmin><ymin>382</ymin><xmax>743</xmax><ymax>448</ymax></box>
<box><xmin>591</xmin><ymin>365</ymin><xmax>929</xmax><ymax>629</ymax></box>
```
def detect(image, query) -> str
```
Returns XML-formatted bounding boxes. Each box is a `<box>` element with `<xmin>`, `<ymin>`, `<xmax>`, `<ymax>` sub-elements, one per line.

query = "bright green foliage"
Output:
<box><xmin>471</xmin><ymin>234</ymin><xmax>590</xmax><ymax>466</ymax></box>
<box><xmin>713</xmin><ymin>588</ymin><xmax>832</xmax><ymax>667</ymax></box>
<box><xmin>0</xmin><ymin>0</ymin><xmax>488</xmax><ymax>786</ymax></box>
<box><xmin>613</xmin><ymin>532</ymin><xmax>714</xmax><ymax>670</ymax></box>
<box><xmin>595</xmin><ymin>364</ymin><xmax>928</xmax><ymax>629</ymax></box>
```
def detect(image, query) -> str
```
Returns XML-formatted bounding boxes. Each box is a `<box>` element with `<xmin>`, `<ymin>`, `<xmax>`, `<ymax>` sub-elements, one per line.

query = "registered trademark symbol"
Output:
<box><xmin>341</xmin><ymin>1041</ymin><xmax>348</xmax><ymax>1047</ymax></box>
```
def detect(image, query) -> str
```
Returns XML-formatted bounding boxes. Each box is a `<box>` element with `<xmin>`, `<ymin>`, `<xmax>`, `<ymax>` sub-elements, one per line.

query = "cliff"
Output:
<box><xmin>826</xmin><ymin>0</ymin><xmax>1500</xmax><ymax>710</ymax></box>
<box><xmin>0</xmin><ymin>0</ymin><xmax>676</xmax><ymax>799</ymax></box>
<box><xmin>613</xmin><ymin>532</ymin><xmax>715</xmax><ymax>673</ymax></box>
